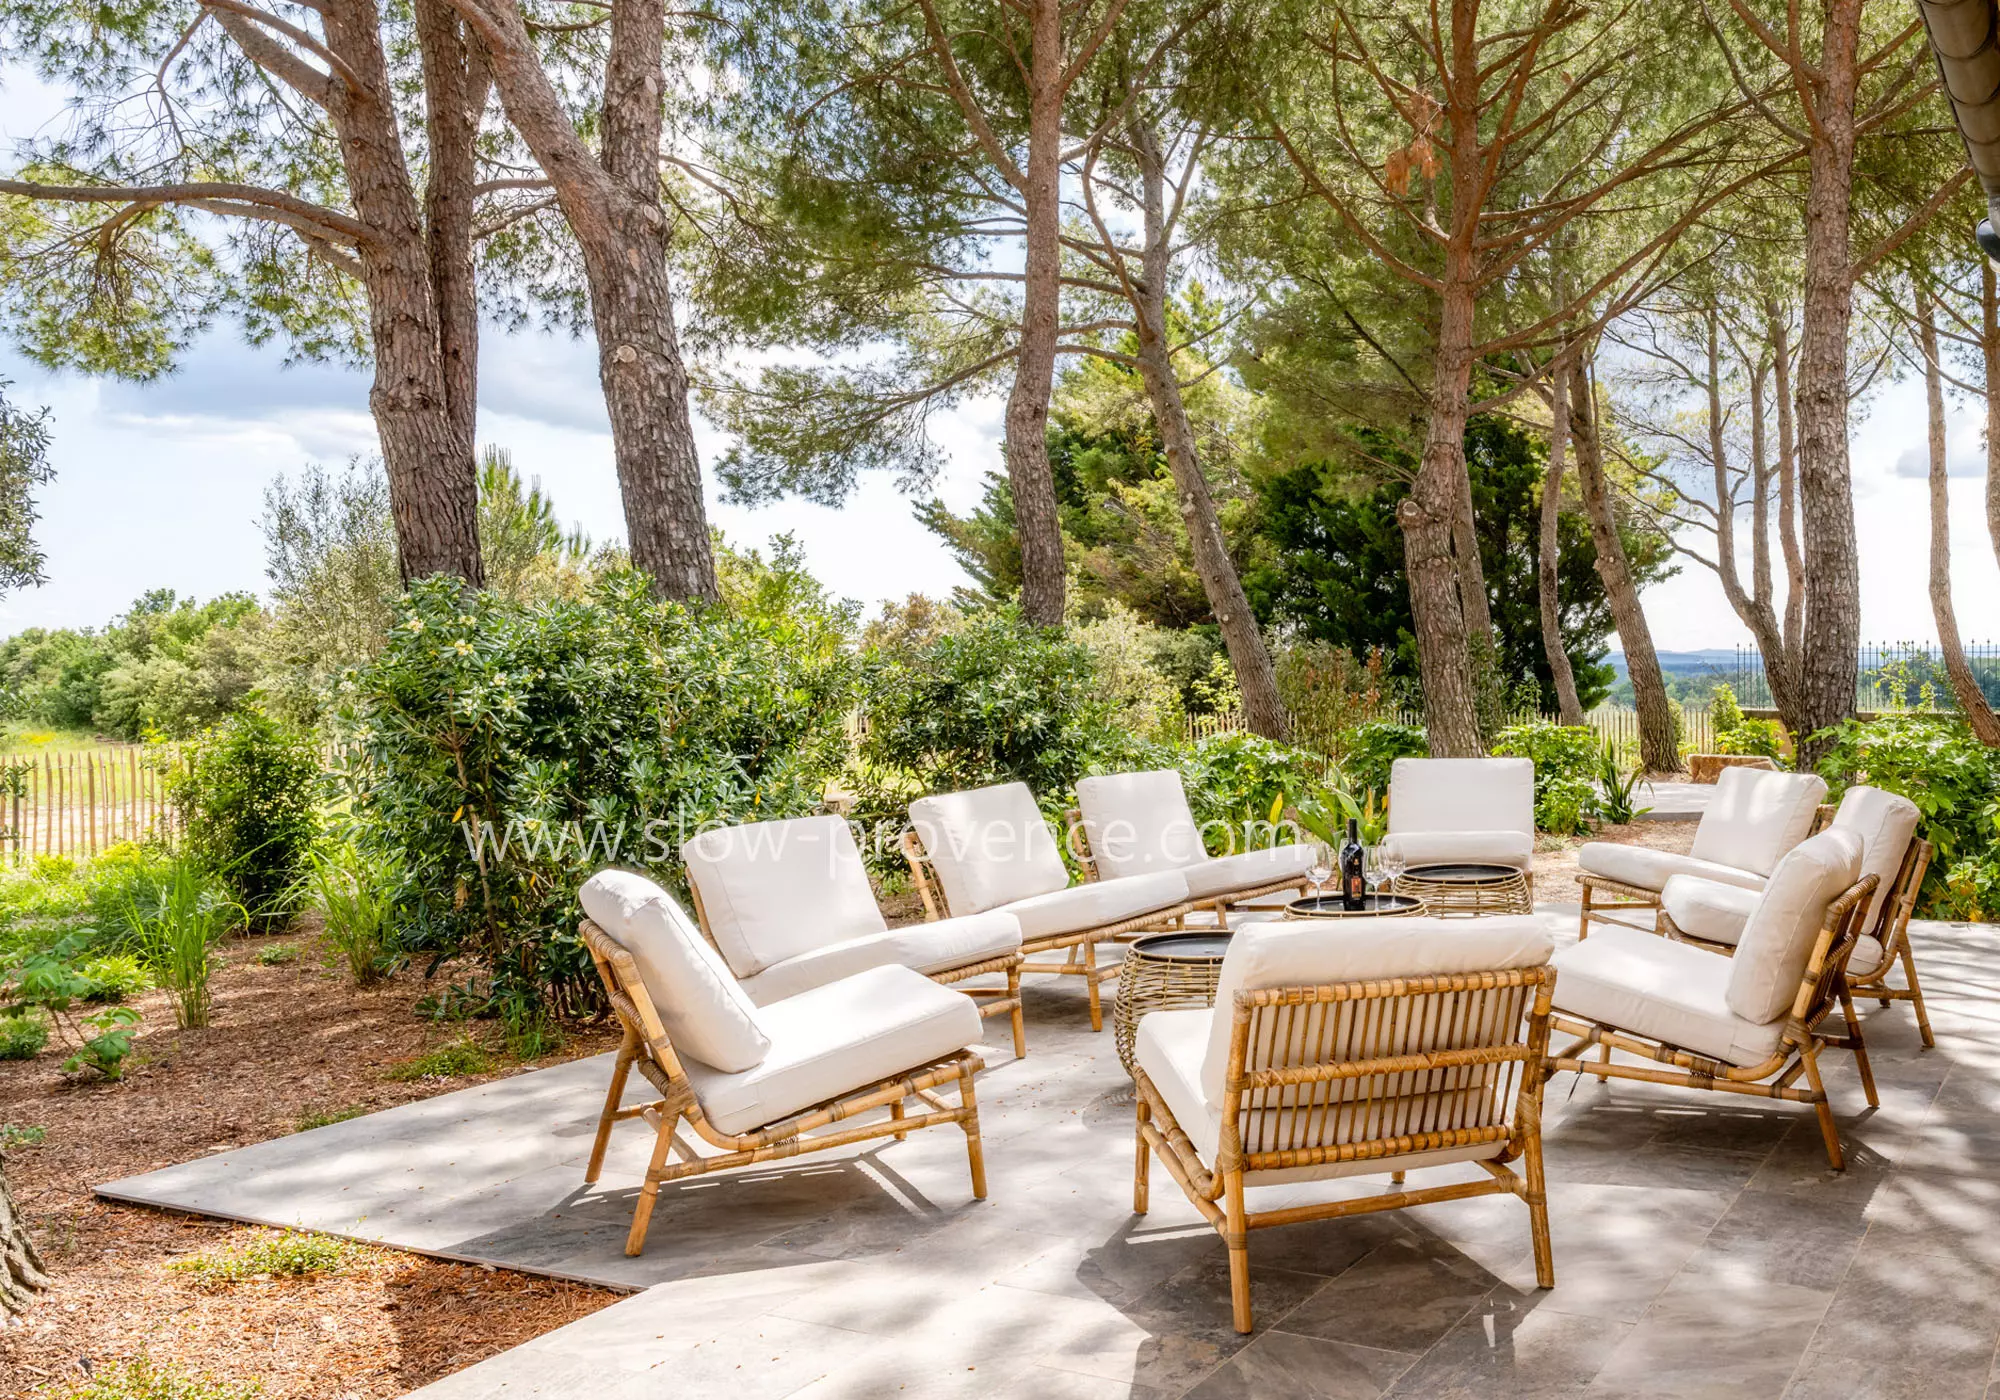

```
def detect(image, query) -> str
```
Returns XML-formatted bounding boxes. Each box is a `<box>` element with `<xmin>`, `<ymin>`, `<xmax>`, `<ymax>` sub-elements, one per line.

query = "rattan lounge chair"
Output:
<box><xmin>901</xmin><ymin>782</ymin><xmax>1195</xmax><ymax>1032</ymax></box>
<box><xmin>1132</xmin><ymin>915</ymin><xmax>1558</xmax><ymax>1333</ymax></box>
<box><xmin>1070</xmin><ymin>769</ymin><xmax>1313</xmax><ymax>920</ymax></box>
<box><xmin>1576</xmin><ymin>766</ymin><xmax>1826</xmax><ymax>938</ymax></box>
<box><xmin>1380</xmin><ymin>757</ymin><xmax>1537</xmax><ymax>907</ymax></box>
<box><xmin>681</xmin><ymin>813</ymin><xmax>1027</xmax><ymax>1058</ymax></box>
<box><xmin>1548</xmin><ymin>827</ymin><xmax>1878</xmax><ymax>1168</ymax></box>
<box><xmin>1659</xmin><ymin>786</ymin><xmax>1938</xmax><ymax>1047</ymax></box>
<box><xmin>578</xmin><ymin>870</ymin><xmax>989</xmax><ymax>1255</ymax></box>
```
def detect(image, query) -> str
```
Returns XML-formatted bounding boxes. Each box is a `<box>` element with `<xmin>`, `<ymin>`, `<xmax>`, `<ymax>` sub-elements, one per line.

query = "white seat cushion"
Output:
<box><xmin>1181</xmin><ymin>844</ymin><xmax>1316</xmax><ymax>901</ymax></box>
<box><xmin>1689</xmin><ymin>768</ymin><xmax>1828</xmax><ymax>878</ymax></box>
<box><xmin>1847</xmin><ymin>934</ymin><xmax>1890</xmax><ymax>982</ymax></box>
<box><xmin>1551</xmin><ymin>928</ymin><xmax>1785</xmax><ymax>1068</ymax></box>
<box><xmin>737</xmin><ymin>911</ymin><xmax>1022</xmax><ymax>1006</ymax></box>
<box><xmin>1830</xmin><ymin>786</ymin><xmax>1920</xmax><ymax>929</ymax></box>
<box><xmin>910</xmin><ymin>783</ymin><xmax>1070</xmax><ymax>915</ymax></box>
<box><xmin>1727</xmin><ymin>827</ymin><xmax>1863</xmax><ymax>1024</ymax></box>
<box><xmin>682</xmin><ymin>814</ymin><xmax>888</xmax><ymax>977</ymax></box>
<box><xmin>1388</xmin><ymin>757</ymin><xmax>1534</xmax><ymax>841</ymax></box>
<box><xmin>1201</xmin><ymin>916</ymin><xmax>1553</xmax><ymax>1102</ymax></box>
<box><xmin>998</xmin><ymin>869</ymin><xmax>1189</xmax><ymax>942</ymax></box>
<box><xmin>681</xmin><ymin>964</ymin><xmax>982</xmax><ymax>1135</ymax></box>
<box><xmin>1135</xmin><ymin>1009</ymin><xmax>1508</xmax><ymax>1187</ymax></box>
<box><xmin>1660</xmin><ymin>875</ymin><xmax>1759</xmax><ymax>947</ymax></box>
<box><xmin>1381</xmin><ymin>830</ymin><xmax>1534</xmax><ymax>871</ymax></box>
<box><xmin>1075</xmin><ymin>770</ymin><xmax>1209</xmax><ymax>881</ymax></box>
<box><xmin>579</xmin><ymin>870</ymin><xmax>771</xmax><ymax>1073</ymax></box>
<box><xmin>1579</xmin><ymin>842</ymin><xmax>1770</xmax><ymax>896</ymax></box>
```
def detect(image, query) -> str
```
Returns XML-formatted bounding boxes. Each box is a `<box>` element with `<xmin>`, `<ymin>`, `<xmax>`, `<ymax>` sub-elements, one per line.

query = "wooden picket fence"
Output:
<box><xmin>0</xmin><ymin>746</ymin><xmax>179</xmax><ymax>864</ymax></box>
<box><xmin>1186</xmin><ymin>704</ymin><xmax>1714</xmax><ymax>761</ymax></box>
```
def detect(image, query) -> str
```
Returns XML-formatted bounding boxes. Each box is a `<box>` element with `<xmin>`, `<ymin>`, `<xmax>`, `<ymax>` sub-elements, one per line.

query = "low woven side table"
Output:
<box><xmin>1393</xmin><ymin>862</ymin><xmax>1533</xmax><ymax>916</ymax></box>
<box><xmin>1114</xmin><ymin>932</ymin><xmax>1232</xmax><ymax>1076</ymax></box>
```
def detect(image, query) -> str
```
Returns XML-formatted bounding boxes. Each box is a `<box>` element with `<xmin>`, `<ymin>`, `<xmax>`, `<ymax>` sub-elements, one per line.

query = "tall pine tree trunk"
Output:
<box><xmin>1127</xmin><ymin>123</ymin><xmax>1286</xmax><ymax>739</ymax></box>
<box><xmin>1984</xmin><ymin>264</ymin><xmax>2000</xmax><ymax>580</ymax></box>
<box><xmin>1539</xmin><ymin>361</ymin><xmax>1584</xmax><ymax>724</ymax></box>
<box><xmin>451</xmin><ymin>0</ymin><xmax>718</xmax><ymax>603</ymax></box>
<box><xmin>1792</xmin><ymin>0</ymin><xmax>1864</xmax><ymax>767</ymax></box>
<box><xmin>0</xmin><ymin>1154</ymin><xmax>47</xmax><ymax>1316</ymax></box>
<box><xmin>1003</xmin><ymin>0</ymin><xmax>1068</xmax><ymax>628</ymax></box>
<box><xmin>1569</xmin><ymin>358</ymin><xmax>1678</xmax><ymax>772</ymax></box>
<box><xmin>1922</xmin><ymin>299</ymin><xmax>2000</xmax><ymax>745</ymax></box>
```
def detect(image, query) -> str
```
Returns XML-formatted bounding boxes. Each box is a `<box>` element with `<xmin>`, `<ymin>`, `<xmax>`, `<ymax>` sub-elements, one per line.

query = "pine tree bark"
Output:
<box><xmin>1003</xmin><ymin>0</ymin><xmax>1069</xmax><ymax>628</ymax></box>
<box><xmin>415</xmin><ymin>0</ymin><xmax>486</xmax><ymax>455</ymax></box>
<box><xmin>1791</xmin><ymin>0</ymin><xmax>1865</xmax><ymax>767</ymax></box>
<box><xmin>0</xmin><ymin>1154</ymin><xmax>47</xmax><ymax>1316</ymax></box>
<box><xmin>1984</xmin><ymin>264</ymin><xmax>2000</xmax><ymax>580</ymax></box>
<box><xmin>449</xmin><ymin>0</ymin><xmax>719</xmax><ymax>603</ymax></box>
<box><xmin>1922</xmin><ymin>299</ymin><xmax>2000</xmax><ymax>745</ymax></box>
<box><xmin>1569</xmin><ymin>358</ymin><xmax>1678</xmax><ymax>772</ymax></box>
<box><xmin>1538</xmin><ymin>360</ymin><xmax>1584</xmax><ymax>724</ymax></box>
<box><xmin>1125</xmin><ymin>124</ymin><xmax>1286</xmax><ymax>740</ymax></box>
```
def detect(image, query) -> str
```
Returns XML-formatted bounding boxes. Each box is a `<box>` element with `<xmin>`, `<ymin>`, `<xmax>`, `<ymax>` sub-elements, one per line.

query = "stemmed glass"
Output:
<box><xmin>1378</xmin><ymin>848</ymin><xmax>1406</xmax><ymax>898</ymax></box>
<box><xmin>1307</xmin><ymin>843</ymin><xmax>1334</xmax><ymax>906</ymax></box>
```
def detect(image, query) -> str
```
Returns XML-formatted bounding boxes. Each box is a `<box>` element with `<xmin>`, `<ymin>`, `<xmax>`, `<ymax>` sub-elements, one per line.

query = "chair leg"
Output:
<box><xmin>1900</xmin><ymin>946</ymin><xmax>1936</xmax><ymax>1049</ymax></box>
<box><xmin>1133</xmin><ymin>1095</ymin><xmax>1151</xmax><ymax>1214</ymax></box>
<box><xmin>1839</xmin><ymin>989</ymin><xmax>1879</xmax><ymax>1109</ymax></box>
<box><xmin>1577</xmin><ymin>885</ymin><xmax>1593</xmax><ymax>941</ymax></box>
<box><xmin>890</xmin><ymin>1098</ymin><xmax>908</xmax><ymax>1142</ymax></box>
<box><xmin>1524</xmin><ymin>1140</ymin><xmax>1555</xmax><ymax>1289</ymax></box>
<box><xmin>1007</xmin><ymin>963</ymin><xmax>1028</xmax><ymax>1060</ymax></box>
<box><xmin>625</xmin><ymin>1115</ymin><xmax>679</xmax><ymax>1256</ymax></box>
<box><xmin>586</xmin><ymin>1031</ymin><xmax>639</xmax><ymax>1185</ymax></box>
<box><xmin>958</xmin><ymin>1062</ymin><xmax>988</xmax><ymax>1200</ymax></box>
<box><xmin>1084</xmin><ymin>938</ymin><xmax>1104</xmax><ymax>1032</ymax></box>
<box><xmin>1224</xmin><ymin>1170</ymin><xmax>1253</xmax><ymax>1334</ymax></box>
<box><xmin>1801</xmin><ymin>1042</ymin><xmax>1845</xmax><ymax>1172</ymax></box>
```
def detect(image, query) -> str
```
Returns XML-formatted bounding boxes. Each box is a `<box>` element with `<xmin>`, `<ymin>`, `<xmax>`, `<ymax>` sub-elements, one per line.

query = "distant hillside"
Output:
<box><xmin>1606</xmin><ymin>649</ymin><xmax>1743</xmax><ymax>679</ymax></box>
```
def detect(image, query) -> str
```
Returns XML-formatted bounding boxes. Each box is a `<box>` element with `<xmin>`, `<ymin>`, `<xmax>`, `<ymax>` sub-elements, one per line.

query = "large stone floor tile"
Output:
<box><xmin>1276</xmin><ymin>1236</ymin><xmax>1501</xmax><ymax>1354</ymax></box>
<box><xmin>1584</xmin><ymin>1272</ymin><xmax>1833</xmax><ymax>1400</ymax></box>
<box><xmin>1183</xmin><ymin>1332</ymin><xmax>1415</xmax><ymax>1400</ymax></box>
<box><xmin>1377</xmin><ymin>1294</ymin><xmax>1628</xmax><ymax>1399</ymax></box>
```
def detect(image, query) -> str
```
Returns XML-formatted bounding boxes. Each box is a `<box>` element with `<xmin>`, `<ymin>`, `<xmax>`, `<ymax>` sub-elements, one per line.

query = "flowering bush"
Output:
<box><xmin>1493</xmin><ymin>719</ymin><xmax>1600</xmax><ymax>834</ymax></box>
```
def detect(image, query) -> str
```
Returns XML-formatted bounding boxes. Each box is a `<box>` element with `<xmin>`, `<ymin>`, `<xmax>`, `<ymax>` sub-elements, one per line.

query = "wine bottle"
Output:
<box><xmin>1340</xmin><ymin>817</ymin><xmax>1365</xmax><ymax>911</ymax></box>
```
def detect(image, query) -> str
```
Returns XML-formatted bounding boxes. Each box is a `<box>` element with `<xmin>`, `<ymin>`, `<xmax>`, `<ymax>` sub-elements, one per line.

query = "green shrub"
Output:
<box><xmin>117</xmin><ymin>857</ymin><xmax>244</xmax><ymax>1030</ymax></box>
<box><xmin>1715</xmin><ymin>717</ymin><xmax>1786</xmax><ymax>761</ymax></box>
<box><xmin>341</xmin><ymin>571</ymin><xmax>858</xmax><ymax>1016</ymax></box>
<box><xmin>1813</xmin><ymin>714</ymin><xmax>2000</xmax><ymax>916</ymax></box>
<box><xmin>1595</xmin><ymin>739</ymin><xmax>1652</xmax><ymax>825</ymax></box>
<box><xmin>165</xmin><ymin>707</ymin><xmax>320</xmax><ymax>932</ymax></box>
<box><xmin>1493</xmin><ymin>720</ymin><xmax>1601</xmax><ymax>834</ymax></box>
<box><xmin>253</xmin><ymin>943</ymin><xmax>298</xmax><ymax>966</ymax></box>
<box><xmin>1337</xmin><ymin>721</ymin><xmax>1429</xmax><ymax>799</ymax></box>
<box><xmin>76</xmin><ymin>953</ymin><xmax>151</xmax><ymax>1002</ymax></box>
<box><xmin>3</xmin><ymin>935</ymin><xmax>143</xmax><ymax>1079</ymax></box>
<box><xmin>387</xmin><ymin>1034</ymin><xmax>493</xmax><ymax>1082</ymax></box>
<box><xmin>0</xmin><ymin>1123</ymin><xmax>44</xmax><ymax>1148</ymax></box>
<box><xmin>296</xmin><ymin>837</ymin><xmax>399</xmax><ymax>986</ymax></box>
<box><xmin>1709</xmin><ymin>683</ymin><xmax>1745</xmax><ymax>734</ymax></box>
<box><xmin>0</xmin><ymin>1011</ymin><xmax>46</xmax><ymax>1059</ymax></box>
<box><xmin>1175</xmin><ymin>732</ymin><xmax>1332</xmax><ymax>853</ymax></box>
<box><xmin>169</xmin><ymin>1230</ymin><xmax>363</xmax><ymax>1286</ymax></box>
<box><xmin>53</xmin><ymin>1357</ymin><xmax>260</xmax><ymax>1400</ymax></box>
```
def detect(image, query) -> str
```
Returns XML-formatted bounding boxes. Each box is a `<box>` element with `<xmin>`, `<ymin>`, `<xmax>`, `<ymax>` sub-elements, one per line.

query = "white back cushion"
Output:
<box><xmin>910</xmin><ymin>782</ymin><xmax>1070</xmax><ymax>915</ymax></box>
<box><xmin>1830</xmin><ymin>785</ymin><xmax>1920</xmax><ymax>928</ymax></box>
<box><xmin>1076</xmin><ymin>770</ymin><xmax>1206</xmax><ymax>881</ymax></box>
<box><xmin>579</xmin><ymin>869</ymin><xmax>771</xmax><ymax>1072</ymax></box>
<box><xmin>1725</xmin><ymin>827</ymin><xmax>1863</xmax><ymax>1026</ymax></box>
<box><xmin>1200</xmin><ymin>916</ymin><xmax>1553</xmax><ymax>1102</ymax></box>
<box><xmin>1691</xmin><ymin>768</ymin><xmax>1828</xmax><ymax>876</ymax></box>
<box><xmin>682</xmin><ymin>815</ymin><xmax>887</xmax><ymax>977</ymax></box>
<box><xmin>1388</xmin><ymin>758</ymin><xmax>1534</xmax><ymax>837</ymax></box>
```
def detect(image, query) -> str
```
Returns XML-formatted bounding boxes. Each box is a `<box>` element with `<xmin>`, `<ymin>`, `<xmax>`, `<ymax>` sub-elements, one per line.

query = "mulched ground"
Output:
<box><xmin>0</xmin><ymin>928</ymin><xmax>621</xmax><ymax>1399</ymax></box>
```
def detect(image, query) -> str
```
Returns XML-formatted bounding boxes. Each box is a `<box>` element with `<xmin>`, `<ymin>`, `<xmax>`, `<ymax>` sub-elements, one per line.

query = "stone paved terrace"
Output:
<box><xmin>98</xmin><ymin>908</ymin><xmax>2000</xmax><ymax>1399</ymax></box>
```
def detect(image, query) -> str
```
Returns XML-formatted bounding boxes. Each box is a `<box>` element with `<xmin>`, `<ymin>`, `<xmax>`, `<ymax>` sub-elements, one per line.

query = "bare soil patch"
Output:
<box><xmin>1532</xmin><ymin>818</ymin><xmax>1696</xmax><ymax>906</ymax></box>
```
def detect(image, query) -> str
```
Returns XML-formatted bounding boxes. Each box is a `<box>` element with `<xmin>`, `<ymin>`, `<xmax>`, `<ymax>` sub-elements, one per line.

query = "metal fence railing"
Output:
<box><xmin>1730</xmin><ymin>643</ymin><xmax>2000</xmax><ymax>712</ymax></box>
<box><xmin>1185</xmin><ymin>704</ymin><xmax>1712</xmax><ymax>762</ymax></box>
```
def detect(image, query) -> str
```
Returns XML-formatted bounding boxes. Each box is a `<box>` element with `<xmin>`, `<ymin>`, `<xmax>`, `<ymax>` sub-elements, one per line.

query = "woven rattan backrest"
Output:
<box><xmin>1221</xmin><ymin>969</ymin><xmax>1552</xmax><ymax>1167</ymax></box>
<box><xmin>1789</xmin><ymin>875</ymin><xmax>1878</xmax><ymax>1034</ymax></box>
<box><xmin>1872</xmin><ymin>837</ymin><xmax>1932</xmax><ymax>955</ymax></box>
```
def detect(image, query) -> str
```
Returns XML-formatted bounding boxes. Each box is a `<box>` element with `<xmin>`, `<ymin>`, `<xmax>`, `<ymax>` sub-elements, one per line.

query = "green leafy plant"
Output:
<box><xmin>1176</xmin><ymin>732</ymin><xmax>1332</xmax><ymax>853</ymax></box>
<box><xmin>1594</xmin><ymin>738</ymin><xmax>1653</xmax><ymax>826</ymax></box>
<box><xmin>75</xmin><ymin>953</ymin><xmax>151</xmax><ymax>1003</ymax></box>
<box><xmin>295</xmin><ymin>837</ymin><xmax>399</xmax><ymax>986</ymax></box>
<box><xmin>293</xmin><ymin>1104</ymin><xmax>365</xmax><ymax>1132</ymax></box>
<box><xmin>341</xmin><ymin>570</ymin><xmax>858</xmax><ymax>1016</ymax></box>
<box><xmin>168</xmin><ymin>1229</ymin><xmax>362</xmax><ymax>1286</ymax></box>
<box><xmin>63</xmin><ymin>1005</ymin><xmax>141</xmax><ymax>1080</ymax></box>
<box><xmin>1491</xmin><ymin>720</ymin><xmax>1603</xmax><ymax>834</ymax></box>
<box><xmin>1715</xmin><ymin>717</ymin><xmax>1787</xmax><ymax>761</ymax></box>
<box><xmin>53</xmin><ymin>1357</ymin><xmax>261</xmax><ymax>1400</ymax></box>
<box><xmin>1708</xmin><ymin>682</ymin><xmax>1745</xmax><ymax>734</ymax></box>
<box><xmin>1336</xmin><ymin>720</ymin><xmax>1429</xmax><ymax>799</ymax></box>
<box><xmin>386</xmin><ymin>1034</ymin><xmax>494</xmax><ymax>1082</ymax></box>
<box><xmin>164</xmin><ymin>706</ymin><xmax>321</xmax><ymax>932</ymax></box>
<box><xmin>0</xmin><ymin>1123</ymin><xmax>45</xmax><ymax>1148</ymax></box>
<box><xmin>3</xmin><ymin>936</ymin><xmax>143</xmax><ymax>1079</ymax></box>
<box><xmin>118</xmin><ymin>858</ymin><xmax>245</xmax><ymax>1030</ymax></box>
<box><xmin>253</xmin><ymin>943</ymin><xmax>298</xmax><ymax>967</ymax></box>
<box><xmin>0</xmin><ymin>1011</ymin><xmax>46</xmax><ymax>1059</ymax></box>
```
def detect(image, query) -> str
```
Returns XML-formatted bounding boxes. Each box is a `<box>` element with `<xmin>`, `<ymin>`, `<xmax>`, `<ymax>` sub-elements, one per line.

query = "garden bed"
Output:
<box><xmin>0</xmin><ymin>927</ymin><xmax>621</xmax><ymax>1399</ymax></box>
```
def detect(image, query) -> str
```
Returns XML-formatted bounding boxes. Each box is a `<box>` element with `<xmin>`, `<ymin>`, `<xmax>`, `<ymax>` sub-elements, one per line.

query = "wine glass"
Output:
<box><xmin>1379</xmin><ymin>847</ymin><xmax>1406</xmax><ymax>898</ymax></box>
<box><xmin>1307</xmin><ymin>843</ymin><xmax>1333</xmax><ymax>906</ymax></box>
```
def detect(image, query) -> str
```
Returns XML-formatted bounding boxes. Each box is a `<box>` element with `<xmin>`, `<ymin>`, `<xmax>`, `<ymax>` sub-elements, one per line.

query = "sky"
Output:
<box><xmin>2</xmin><ymin>68</ymin><xmax>1996</xmax><ymax>653</ymax></box>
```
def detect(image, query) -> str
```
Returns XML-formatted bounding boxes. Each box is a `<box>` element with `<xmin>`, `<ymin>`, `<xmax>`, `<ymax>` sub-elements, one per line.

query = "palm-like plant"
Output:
<box><xmin>120</xmin><ymin>860</ymin><xmax>245</xmax><ymax>1030</ymax></box>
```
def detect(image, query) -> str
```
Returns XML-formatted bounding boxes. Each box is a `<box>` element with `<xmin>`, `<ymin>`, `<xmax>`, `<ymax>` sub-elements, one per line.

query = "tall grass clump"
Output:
<box><xmin>297</xmin><ymin>839</ymin><xmax>399</xmax><ymax>986</ymax></box>
<box><xmin>119</xmin><ymin>858</ymin><xmax>243</xmax><ymax>1029</ymax></box>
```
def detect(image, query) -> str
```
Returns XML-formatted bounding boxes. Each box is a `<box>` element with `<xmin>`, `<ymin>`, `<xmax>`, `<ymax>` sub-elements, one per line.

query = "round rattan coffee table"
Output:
<box><xmin>1114</xmin><ymin>932</ymin><xmax>1232</xmax><ymax>1075</ymax></box>
<box><xmin>1285</xmin><ymin>892</ymin><xmax>1428</xmax><ymax>920</ymax></box>
<box><xmin>1392</xmin><ymin>862</ymin><xmax>1533</xmax><ymax>916</ymax></box>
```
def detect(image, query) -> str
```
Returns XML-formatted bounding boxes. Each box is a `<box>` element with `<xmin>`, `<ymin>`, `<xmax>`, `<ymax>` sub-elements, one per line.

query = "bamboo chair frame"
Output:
<box><xmin>1662</xmin><ymin>816</ymin><xmax>1937</xmax><ymax>1049</ymax></box>
<box><xmin>580</xmin><ymin>920</ymin><xmax>987</xmax><ymax>1256</ymax></box>
<box><xmin>1134</xmin><ymin>965</ymin><xmax>1558</xmax><ymax>1334</ymax></box>
<box><xmin>1063</xmin><ymin>807</ymin><xmax>1311</xmax><ymax>925</ymax></box>
<box><xmin>1548</xmin><ymin>874</ymin><xmax>1879</xmax><ymax>1170</ymax></box>
<box><xmin>686</xmin><ymin>881</ymin><xmax>1028</xmax><ymax>1059</ymax></box>
<box><xmin>900</xmin><ymin>828</ymin><xmax>1197</xmax><ymax>1033</ymax></box>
